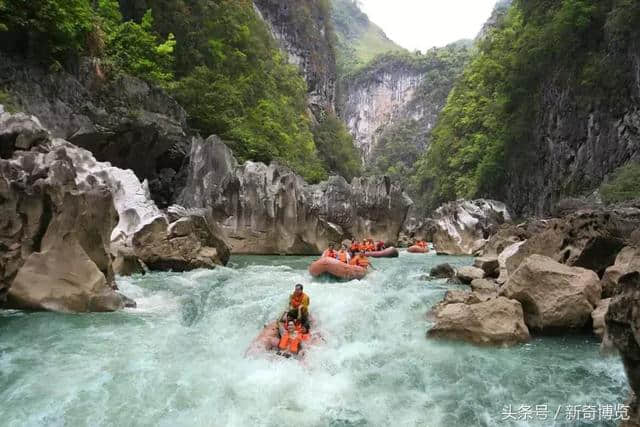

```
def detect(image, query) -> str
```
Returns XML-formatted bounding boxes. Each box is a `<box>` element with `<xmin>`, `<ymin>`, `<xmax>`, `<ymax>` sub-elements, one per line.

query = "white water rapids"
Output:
<box><xmin>0</xmin><ymin>253</ymin><xmax>628</xmax><ymax>426</ymax></box>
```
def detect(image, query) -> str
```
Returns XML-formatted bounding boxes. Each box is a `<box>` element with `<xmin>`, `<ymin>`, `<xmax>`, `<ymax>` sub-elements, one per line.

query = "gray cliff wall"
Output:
<box><xmin>178</xmin><ymin>136</ymin><xmax>413</xmax><ymax>254</ymax></box>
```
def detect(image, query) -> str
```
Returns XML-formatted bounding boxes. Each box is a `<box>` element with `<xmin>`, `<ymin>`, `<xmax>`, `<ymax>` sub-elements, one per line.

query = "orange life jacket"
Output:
<box><xmin>350</xmin><ymin>243</ymin><xmax>359</xmax><ymax>252</ymax></box>
<box><xmin>278</xmin><ymin>332</ymin><xmax>301</xmax><ymax>353</ymax></box>
<box><xmin>323</xmin><ymin>249</ymin><xmax>337</xmax><ymax>258</ymax></box>
<box><xmin>417</xmin><ymin>241</ymin><xmax>426</xmax><ymax>248</ymax></box>
<box><xmin>291</xmin><ymin>293</ymin><xmax>306</xmax><ymax>309</ymax></box>
<box><xmin>337</xmin><ymin>250</ymin><xmax>349</xmax><ymax>263</ymax></box>
<box><xmin>350</xmin><ymin>255</ymin><xmax>369</xmax><ymax>269</ymax></box>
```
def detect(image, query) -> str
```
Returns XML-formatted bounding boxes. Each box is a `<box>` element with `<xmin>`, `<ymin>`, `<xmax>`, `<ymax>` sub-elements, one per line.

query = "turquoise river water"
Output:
<box><xmin>0</xmin><ymin>252</ymin><xmax>629</xmax><ymax>426</ymax></box>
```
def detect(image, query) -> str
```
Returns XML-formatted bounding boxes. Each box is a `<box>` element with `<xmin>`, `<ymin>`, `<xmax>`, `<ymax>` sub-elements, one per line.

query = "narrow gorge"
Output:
<box><xmin>1</xmin><ymin>0</ymin><xmax>639</xmax><ymax>426</ymax></box>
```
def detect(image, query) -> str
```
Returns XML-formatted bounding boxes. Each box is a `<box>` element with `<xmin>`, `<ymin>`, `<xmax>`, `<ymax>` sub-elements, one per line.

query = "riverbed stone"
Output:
<box><xmin>428</xmin><ymin>297</ymin><xmax>530</xmax><ymax>346</ymax></box>
<box><xmin>473</xmin><ymin>257</ymin><xmax>499</xmax><ymax>277</ymax></box>
<box><xmin>501</xmin><ymin>254</ymin><xmax>601</xmax><ymax>331</ymax></box>
<box><xmin>430</xmin><ymin>263</ymin><xmax>455</xmax><ymax>279</ymax></box>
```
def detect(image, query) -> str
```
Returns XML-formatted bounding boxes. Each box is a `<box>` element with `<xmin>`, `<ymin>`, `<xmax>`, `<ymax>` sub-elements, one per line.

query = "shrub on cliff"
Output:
<box><xmin>412</xmin><ymin>0</ymin><xmax>640</xmax><ymax>211</ymax></box>
<box><xmin>312</xmin><ymin>113</ymin><xmax>362</xmax><ymax>181</ymax></box>
<box><xmin>600</xmin><ymin>162</ymin><xmax>640</xmax><ymax>204</ymax></box>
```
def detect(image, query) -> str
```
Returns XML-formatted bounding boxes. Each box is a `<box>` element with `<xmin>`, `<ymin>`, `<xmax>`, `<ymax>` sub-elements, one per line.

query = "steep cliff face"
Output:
<box><xmin>0</xmin><ymin>54</ymin><xmax>191</xmax><ymax>207</ymax></box>
<box><xmin>177</xmin><ymin>137</ymin><xmax>412</xmax><ymax>254</ymax></box>
<box><xmin>253</xmin><ymin>0</ymin><xmax>337</xmax><ymax>120</ymax></box>
<box><xmin>505</xmin><ymin>39</ymin><xmax>640</xmax><ymax>215</ymax></box>
<box><xmin>339</xmin><ymin>46</ymin><xmax>471</xmax><ymax>163</ymax></box>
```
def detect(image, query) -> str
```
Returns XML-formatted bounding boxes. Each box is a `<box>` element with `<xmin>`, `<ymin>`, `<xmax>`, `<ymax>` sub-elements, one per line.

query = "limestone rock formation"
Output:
<box><xmin>0</xmin><ymin>54</ymin><xmax>191</xmax><ymax>206</ymax></box>
<box><xmin>501</xmin><ymin>255</ymin><xmax>602</xmax><ymax>331</ymax></box>
<box><xmin>402</xmin><ymin>199</ymin><xmax>512</xmax><ymax>255</ymax></box>
<box><xmin>428</xmin><ymin>296</ymin><xmax>530</xmax><ymax>346</ymax></box>
<box><xmin>605</xmin><ymin>272</ymin><xmax>640</xmax><ymax>426</ymax></box>
<box><xmin>506</xmin><ymin>209</ymin><xmax>640</xmax><ymax>276</ymax></box>
<box><xmin>178</xmin><ymin>137</ymin><xmax>412</xmax><ymax>254</ymax></box>
<box><xmin>0</xmin><ymin>112</ymin><xmax>128</xmax><ymax>312</ymax></box>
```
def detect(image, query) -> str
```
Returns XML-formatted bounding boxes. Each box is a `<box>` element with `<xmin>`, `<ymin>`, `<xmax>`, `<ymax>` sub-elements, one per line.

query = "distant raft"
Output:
<box><xmin>309</xmin><ymin>257</ymin><xmax>367</xmax><ymax>280</ymax></box>
<box><xmin>363</xmin><ymin>247</ymin><xmax>399</xmax><ymax>258</ymax></box>
<box><xmin>407</xmin><ymin>245</ymin><xmax>429</xmax><ymax>253</ymax></box>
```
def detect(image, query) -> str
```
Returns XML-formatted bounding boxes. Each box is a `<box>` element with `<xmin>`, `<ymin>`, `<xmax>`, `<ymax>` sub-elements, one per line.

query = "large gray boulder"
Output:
<box><xmin>428</xmin><ymin>296</ymin><xmax>530</xmax><ymax>346</ymax></box>
<box><xmin>0</xmin><ymin>113</ymin><xmax>127</xmax><ymax>311</ymax></box>
<box><xmin>177</xmin><ymin>137</ymin><xmax>412</xmax><ymax>254</ymax></box>
<box><xmin>501</xmin><ymin>255</ymin><xmax>602</xmax><ymax>331</ymax></box>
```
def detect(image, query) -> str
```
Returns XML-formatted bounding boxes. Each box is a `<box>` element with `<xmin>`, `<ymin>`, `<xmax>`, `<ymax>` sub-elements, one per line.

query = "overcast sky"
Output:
<box><xmin>358</xmin><ymin>0</ymin><xmax>498</xmax><ymax>51</ymax></box>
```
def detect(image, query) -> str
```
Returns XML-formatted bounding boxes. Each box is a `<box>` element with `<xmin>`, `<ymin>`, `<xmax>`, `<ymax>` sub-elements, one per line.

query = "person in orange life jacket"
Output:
<box><xmin>416</xmin><ymin>240</ymin><xmax>427</xmax><ymax>248</ymax></box>
<box><xmin>322</xmin><ymin>243</ymin><xmax>337</xmax><ymax>259</ymax></box>
<box><xmin>349</xmin><ymin>249</ymin><xmax>371</xmax><ymax>269</ymax></box>
<box><xmin>336</xmin><ymin>243</ymin><xmax>351</xmax><ymax>264</ymax></box>
<box><xmin>349</xmin><ymin>240</ymin><xmax>360</xmax><ymax>254</ymax></box>
<box><xmin>286</xmin><ymin>284</ymin><xmax>310</xmax><ymax>330</ymax></box>
<box><xmin>277</xmin><ymin>320</ymin><xmax>302</xmax><ymax>356</ymax></box>
<box><xmin>375</xmin><ymin>240</ymin><xmax>386</xmax><ymax>251</ymax></box>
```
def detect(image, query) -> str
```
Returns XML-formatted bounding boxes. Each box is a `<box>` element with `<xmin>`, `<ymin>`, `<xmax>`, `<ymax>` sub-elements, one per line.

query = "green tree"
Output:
<box><xmin>600</xmin><ymin>163</ymin><xmax>640</xmax><ymax>204</ymax></box>
<box><xmin>312</xmin><ymin>113</ymin><xmax>362</xmax><ymax>181</ymax></box>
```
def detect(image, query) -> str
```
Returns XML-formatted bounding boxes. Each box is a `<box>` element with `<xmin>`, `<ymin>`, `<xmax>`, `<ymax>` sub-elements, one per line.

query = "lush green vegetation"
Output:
<box><xmin>411</xmin><ymin>0</ymin><xmax>640</xmax><ymax>211</ymax></box>
<box><xmin>0</xmin><ymin>0</ymin><xmax>366</xmax><ymax>183</ymax></box>
<box><xmin>312</xmin><ymin>113</ymin><xmax>362</xmax><ymax>181</ymax></box>
<box><xmin>600</xmin><ymin>163</ymin><xmax>640</xmax><ymax>204</ymax></box>
<box><xmin>331</xmin><ymin>0</ymin><xmax>403</xmax><ymax>74</ymax></box>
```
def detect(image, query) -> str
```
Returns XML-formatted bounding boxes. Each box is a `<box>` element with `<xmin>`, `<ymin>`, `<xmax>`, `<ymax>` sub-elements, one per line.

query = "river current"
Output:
<box><xmin>0</xmin><ymin>252</ymin><xmax>629</xmax><ymax>426</ymax></box>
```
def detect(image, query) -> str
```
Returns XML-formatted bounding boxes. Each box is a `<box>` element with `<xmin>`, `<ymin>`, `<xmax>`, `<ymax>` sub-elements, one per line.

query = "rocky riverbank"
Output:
<box><xmin>425</xmin><ymin>205</ymin><xmax>640</xmax><ymax>425</ymax></box>
<box><xmin>0</xmin><ymin>111</ymin><xmax>229</xmax><ymax>312</ymax></box>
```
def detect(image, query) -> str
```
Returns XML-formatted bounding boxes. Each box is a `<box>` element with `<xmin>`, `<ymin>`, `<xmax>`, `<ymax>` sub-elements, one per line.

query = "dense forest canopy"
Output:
<box><xmin>0</xmin><ymin>0</ymin><xmax>363</xmax><ymax>183</ymax></box>
<box><xmin>411</xmin><ymin>0</ymin><xmax>640</xmax><ymax>211</ymax></box>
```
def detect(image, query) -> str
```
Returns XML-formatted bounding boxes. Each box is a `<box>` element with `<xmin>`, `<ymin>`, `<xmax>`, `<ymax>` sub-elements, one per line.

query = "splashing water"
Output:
<box><xmin>0</xmin><ymin>253</ymin><xmax>628</xmax><ymax>426</ymax></box>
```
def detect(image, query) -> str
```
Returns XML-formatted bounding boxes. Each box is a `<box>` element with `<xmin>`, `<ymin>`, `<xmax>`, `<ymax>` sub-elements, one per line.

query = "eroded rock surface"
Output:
<box><xmin>0</xmin><ymin>112</ymin><xmax>127</xmax><ymax>311</ymax></box>
<box><xmin>178</xmin><ymin>137</ymin><xmax>412</xmax><ymax>254</ymax></box>
<box><xmin>507</xmin><ymin>209</ymin><xmax>640</xmax><ymax>276</ymax></box>
<box><xmin>428</xmin><ymin>296</ymin><xmax>530</xmax><ymax>346</ymax></box>
<box><xmin>501</xmin><ymin>255</ymin><xmax>601</xmax><ymax>331</ymax></box>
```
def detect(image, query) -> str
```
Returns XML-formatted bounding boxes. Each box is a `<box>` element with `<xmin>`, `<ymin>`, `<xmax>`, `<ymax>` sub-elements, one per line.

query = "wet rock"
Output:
<box><xmin>428</xmin><ymin>297</ymin><xmax>530</xmax><ymax>346</ymax></box>
<box><xmin>605</xmin><ymin>272</ymin><xmax>640</xmax><ymax>426</ymax></box>
<box><xmin>456</xmin><ymin>266</ymin><xmax>485</xmax><ymax>284</ymax></box>
<box><xmin>601</xmin><ymin>246</ymin><xmax>640</xmax><ymax>298</ymax></box>
<box><xmin>132</xmin><ymin>216</ymin><xmax>228</xmax><ymax>272</ymax></box>
<box><xmin>501</xmin><ymin>255</ymin><xmax>601</xmax><ymax>331</ymax></box>
<box><xmin>506</xmin><ymin>209</ymin><xmax>640</xmax><ymax>277</ymax></box>
<box><xmin>473</xmin><ymin>257</ymin><xmax>499</xmax><ymax>278</ymax></box>
<box><xmin>113</xmin><ymin>251</ymin><xmax>146</xmax><ymax>277</ymax></box>
<box><xmin>177</xmin><ymin>137</ymin><xmax>412</xmax><ymax>254</ymax></box>
<box><xmin>429</xmin><ymin>263</ymin><xmax>455</xmax><ymax>279</ymax></box>
<box><xmin>0</xmin><ymin>112</ymin><xmax>49</xmax><ymax>156</ymax></box>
